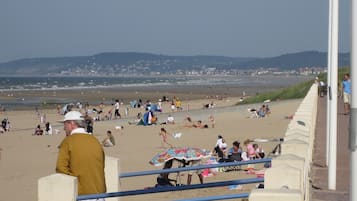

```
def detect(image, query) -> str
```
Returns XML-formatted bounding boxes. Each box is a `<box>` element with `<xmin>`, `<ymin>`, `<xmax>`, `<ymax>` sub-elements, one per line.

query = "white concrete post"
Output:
<box><xmin>264</xmin><ymin>164</ymin><xmax>302</xmax><ymax>191</ymax></box>
<box><xmin>249</xmin><ymin>189</ymin><xmax>303</xmax><ymax>201</ymax></box>
<box><xmin>38</xmin><ymin>173</ymin><xmax>77</xmax><ymax>201</ymax></box>
<box><xmin>105</xmin><ymin>156</ymin><xmax>120</xmax><ymax>201</ymax></box>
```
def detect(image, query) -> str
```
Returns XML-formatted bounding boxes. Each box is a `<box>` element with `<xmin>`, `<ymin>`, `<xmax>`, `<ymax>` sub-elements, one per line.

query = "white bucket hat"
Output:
<box><xmin>61</xmin><ymin>111</ymin><xmax>84</xmax><ymax>122</ymax></box>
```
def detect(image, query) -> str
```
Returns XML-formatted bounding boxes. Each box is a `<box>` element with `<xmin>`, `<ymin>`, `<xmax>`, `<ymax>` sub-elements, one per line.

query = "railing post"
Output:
<box><xmin>38</xmin><ymin>173</ymin><xmax>77</xmax><ymax>201</ymax></box>
<box><xmin>105</xmin><ymin>156</ymin><xmax>121</xmax><ymax>201</ymax></box>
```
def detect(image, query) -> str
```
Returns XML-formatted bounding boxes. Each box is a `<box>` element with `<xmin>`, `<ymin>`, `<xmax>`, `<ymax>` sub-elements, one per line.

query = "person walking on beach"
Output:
<box><xmin>56</xmin><ymin>111</ymin><xmax>106</xmax><ymax>199</ymax></box>
<box><xmin>342</xmin><ymin>73</ymin><xmax>351</xmax><ymax>115</ymax></box>
<box><xmin>114</xmin><ymin>99</ymin><xmax>121</xmax><ymax>119</ymax></box>
<box><xmin>159</xmin><ymin>127</ymin><xmax>173</xmax><ymax>148</ymax></box>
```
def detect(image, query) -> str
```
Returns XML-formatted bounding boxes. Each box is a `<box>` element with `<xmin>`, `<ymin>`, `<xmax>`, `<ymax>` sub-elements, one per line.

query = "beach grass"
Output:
<box><xmin>238</xmin><ymin>79</ymin><xmax>314</xmax><ymax>104</ymax></box>
<box><xmin>239</xmin><ymin>67</ymin><xmax>350</xmax><ymax>105</ymax></box>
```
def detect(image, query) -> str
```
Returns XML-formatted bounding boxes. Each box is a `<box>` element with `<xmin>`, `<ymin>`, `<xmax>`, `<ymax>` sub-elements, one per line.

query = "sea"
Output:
<box><xmin>0</xmin><ymin>75</ymin><xmax>312</xmax><ymax>110</ymax></box>
<box><xmin>0</xmin><ymin>75</ymin><xmax>310</xmax><ymax>91</ymax></box>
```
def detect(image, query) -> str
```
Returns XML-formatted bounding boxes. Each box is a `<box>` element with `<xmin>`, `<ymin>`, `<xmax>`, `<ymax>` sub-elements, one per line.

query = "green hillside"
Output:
<box><xmin>239</xmin><ymin>67</ymin><xmax>350</xmax><ymax>105</ymax></box>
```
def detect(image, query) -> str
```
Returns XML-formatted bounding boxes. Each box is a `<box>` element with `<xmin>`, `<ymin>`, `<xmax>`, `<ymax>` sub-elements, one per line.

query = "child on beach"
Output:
<box><xmin>243</xmin><ymin>139</ymin><xmax>256</xmax><ymax>159</ymax></box>
<box><xmin>102</xmin><ymin>130</ymin><xmax>115</xmax><ymax>147</ymax></box>
<box><xmin>159</xmin><ymin>128</ymin><xmax>173</xmax><ymax>148</ymax></box>
<box><xmin>253</xmin><ymin>144</ymin><xmax>265</xmax><ymax>158</ymax></box>
<box><xmin>115</xmin><ymin>125</ymin><xmax>124</xmax><ymax>135</ymax></box>
<box><xmin>208</xmin><ymin>114</ymin><xmax>215</xmax><ymax>128</ymax></box>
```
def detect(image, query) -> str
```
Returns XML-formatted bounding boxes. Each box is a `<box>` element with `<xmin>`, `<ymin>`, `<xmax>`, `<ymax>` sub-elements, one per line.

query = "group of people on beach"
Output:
<box><xmin>213</xmin><ymin>135</ymin><xmax>265</xmax><ymax>163</ymax></box>
<box><xmin>184</xmin><ymin>115</ymin><xmax>214</xmax><ymax>129</ymax></box>
<box><xmin>248</xmin><ymin>104</ymin><xmax>271</xmax><ymax>118</ymax></box>
<box><xmin>33</xmin><ymin>122</ymin><xmax>54</xmax><ymax>135</ymax></box>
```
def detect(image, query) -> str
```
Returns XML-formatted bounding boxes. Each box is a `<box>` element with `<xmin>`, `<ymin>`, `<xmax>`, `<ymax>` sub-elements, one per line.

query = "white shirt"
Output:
<box><xmin>167</xmin><ymin>116</ymin><xmax>174</xmax><ymax>122</ymax></box>
<box><xmin>70</xmin><ymin>128</ymin><xmax>90</xmax><ymax>135</ymax></box>
<box><xmin>114</xmin><ymin>102</ymin><xmax>120</xmax><ymax>110</ymax></box>
<box><xmin>215</xmin><ymin>139</ymin><xmax>223</xmax><ymax>147</ymax></box>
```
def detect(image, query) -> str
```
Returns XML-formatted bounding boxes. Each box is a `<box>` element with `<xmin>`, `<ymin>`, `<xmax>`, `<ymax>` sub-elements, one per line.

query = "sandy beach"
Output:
<box><xmin>0</xmin><ymin>88</ymin><xmax>302</xmax><ymax>201</ymax></box>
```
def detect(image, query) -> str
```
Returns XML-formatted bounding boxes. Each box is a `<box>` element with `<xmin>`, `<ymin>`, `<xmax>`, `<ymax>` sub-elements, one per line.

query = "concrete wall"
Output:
<box><xmin>38</xmin><ymin>156</ymin><xmax>120</xmax><ymax>201</ymax></box>
<box><xmin>250</xmin><ymin>84</ymin><xmax>318</xmax><ymax>201</ymax></box>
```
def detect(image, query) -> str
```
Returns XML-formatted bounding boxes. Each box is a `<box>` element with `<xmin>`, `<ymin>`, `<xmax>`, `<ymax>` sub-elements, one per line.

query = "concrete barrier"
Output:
<box><xmin>284</xmin><ymin>133</ymin><xmax>310</xmax><ymax>143</ymax></box>
<box><xmin>264</xmin><ymin>164</ymin><xmax>302</xmax><ymax>190</ymax></box>
<box><xmin>38</xmin><ymin>173</ymin><xmax>77</xmax><ymax>201</ymax></box>
<box><xmin>250</xmin><ymin>84</ymin><xmax>318</xmax><ymax>201</ymax></box>
<box><xmin>281</xmin><ymin>139</ymin><xmax>310</xmax><ymax>160</ymax></box>
<box><xmin>249</xmin><ymin>189</ymin><xmax>303</xmax><ymax>201</ymax></box>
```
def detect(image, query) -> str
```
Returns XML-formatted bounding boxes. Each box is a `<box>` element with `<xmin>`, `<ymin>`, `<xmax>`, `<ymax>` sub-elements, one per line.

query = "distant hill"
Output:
<box><xmin>0</xmin><ymin>51</ymin><xmax>350</xmax><ymax>75</ymax></box>
<box><xmin>239</xmin><ymin>51</ymin><xmax>350</xmax><ymax>69</ymax></box>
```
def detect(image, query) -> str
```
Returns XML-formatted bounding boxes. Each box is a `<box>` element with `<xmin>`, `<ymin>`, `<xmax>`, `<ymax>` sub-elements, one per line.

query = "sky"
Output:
<box><xmin>0</xmin><ymin>0</ymin><xmax>351</xmax><ymax>63</ymax></box>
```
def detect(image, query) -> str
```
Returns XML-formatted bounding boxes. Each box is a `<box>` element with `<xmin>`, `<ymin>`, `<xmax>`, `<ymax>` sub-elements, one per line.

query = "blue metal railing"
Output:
<box><xmin>76</xmin><ymin>158</ymin><xmax>270</xmax><ymax>201</ymax></box>
<box><xmin>77</xmin><ymin>178</ymin><xmax>263</xmax><ymax>200</ymax></box>
<box><xmin>173</xmin><ymin>193</ymin><xmax>250</xmax><ymax>201</ymax></box>
<box><xmin>120</xmin><ymin>158</ymin><xmax>271</xmax><ymax>178</ymax></box>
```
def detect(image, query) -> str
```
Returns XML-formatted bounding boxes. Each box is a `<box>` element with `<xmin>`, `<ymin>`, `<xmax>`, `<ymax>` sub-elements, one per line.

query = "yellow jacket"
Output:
<box><xmin>56</xmin><ymin>133</ymin><xmax>106</xmax><ymax>195</ymax></box>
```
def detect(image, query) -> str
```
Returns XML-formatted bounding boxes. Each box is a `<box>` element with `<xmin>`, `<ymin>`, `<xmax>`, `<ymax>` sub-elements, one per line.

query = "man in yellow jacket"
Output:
<box><xmin>56</xmin><ymin>111</ymin><xmax>106</xmax><ymax>200</ymax></box>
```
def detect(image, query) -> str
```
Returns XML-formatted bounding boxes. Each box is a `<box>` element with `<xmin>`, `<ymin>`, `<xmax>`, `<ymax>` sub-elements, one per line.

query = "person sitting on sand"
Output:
<box><xmin>228</xmin><ymin>141</ymin><xmax>242</xmax><ymax>162</ymax></box>
<box><xmin>167</xmin><ymin>114</ymin><xmax>175</xmax><ymax>124</ymax></box>
<box><xmin>253</xmin><ymin>144</ymin><xmax>265</xmax><ymax>158</ymax></box>
<box><xmin>102</xmin><ymin>130</ymin><xmax>115</xmax><ymax>147</ymax></box>
<box><xmin>84</xmin><ymin>113</ymin><xmax>94</xmax><ymax>134</ymax></box>
<box><xmin>213</xmin><ymin>135</ymin><xmax>229</xmax><ymax>162</ymax></box>
<box><xmin>159</xmin><ymin>128</ymin><xmax>173</xmax><ymax>148</ymax></box>
<box><xmin>184</xmin><ymin>116</ymin><xmax>193</xmax><ymax>127</ymax></box>
<box><xmin>243</xmin><ymin>139</ymin><xmax>256</xmax><ymax>159</ymax></box>
<box><xmin>175</xmin><ymin>99</ymin><xmax>182</xmax><ymax>111</ymax></box>
<box><xmin>248</xmin><ymin>108</ymin><xmax>259</xmax><ymax>118</ymax></box>
<box><xmin>115</xmin><ymin>125</ymin><xmax>124</xmax><ymax>135</ymax></box>
<box><xmin>34</xmin><ymin>124</ymin><xmax>44</xmax><ymax>135</ymax></box>
<box><xmin>156</xmin><ymin>160</ymin><xmax>176</xmax><ymax>187</ymax></box>
<box><xmin>257</xmin><ymin>105</ymin><xmax>268</xmax><ymax>118</ymax></box>
<box><xmin>193</xmin><ymin>120</ymin><xmax>209</xmax><ymax>129</ymax></box>
<box><xmin>128</xmin><ymin>113</ymin><xmax>143</xmax><ymax>125</ymax></box>
<box><xmin>265</xmin><ymin>105</ymin><xmax>271</xmax><ymax>115</ymax></box>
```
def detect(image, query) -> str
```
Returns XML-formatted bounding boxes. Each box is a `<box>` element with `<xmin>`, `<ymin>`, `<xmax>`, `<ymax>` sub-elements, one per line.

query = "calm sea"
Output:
<box><xmin>0</xmin><ymin>75</ymin><xmax>310</xmax><ymax>91</ymax></box>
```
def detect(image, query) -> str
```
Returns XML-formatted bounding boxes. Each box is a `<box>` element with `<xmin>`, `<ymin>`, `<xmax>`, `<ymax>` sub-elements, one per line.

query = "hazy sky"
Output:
<box><xmin>0</xmin><ymin>0</ymin><xmax>351</xmax><ymax>62</ymax></box>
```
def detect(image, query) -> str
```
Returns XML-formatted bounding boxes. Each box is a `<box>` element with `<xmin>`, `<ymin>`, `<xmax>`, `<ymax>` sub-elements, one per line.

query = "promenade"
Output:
<box><xmin>311</xmin><ymin>97</ymin><xmax>350</xmax><ymax>201</ymax></box>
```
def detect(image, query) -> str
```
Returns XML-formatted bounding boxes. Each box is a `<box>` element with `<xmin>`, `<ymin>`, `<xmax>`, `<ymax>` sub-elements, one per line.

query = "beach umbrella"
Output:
<box><xmin>149</xmin><ymin>147</ymin><xmax>211</xmax><ymax>167</ymax></box>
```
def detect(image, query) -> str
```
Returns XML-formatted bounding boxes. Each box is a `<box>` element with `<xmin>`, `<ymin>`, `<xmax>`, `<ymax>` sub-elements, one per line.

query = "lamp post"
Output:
<box><xmin>350</xmin><ymin>0</ymin><xmax>357</xmax><ymax>200</ymax></box>
<box><xmin>328</xmin><ymin>0</ymin><xmax>339</xmax><ymax>190</ymax></box>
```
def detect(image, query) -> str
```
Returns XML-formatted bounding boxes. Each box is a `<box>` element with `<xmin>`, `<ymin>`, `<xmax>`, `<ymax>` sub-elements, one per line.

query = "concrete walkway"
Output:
<box><xmin>311</xmin><ymin>97</ymin><xmax>350</xmax><ymax>201</ymax></box>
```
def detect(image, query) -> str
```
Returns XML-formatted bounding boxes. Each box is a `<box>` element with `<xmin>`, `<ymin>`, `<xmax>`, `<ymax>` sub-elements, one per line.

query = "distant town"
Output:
<box><xmin>57</xmin><ymin>65</ymin><xmax>327</xmax><ymax>77</ymax></box>
<box><xmin>0</xmin><ymin>51</ymin><xmax>347</xmax><ymax>76</ymax></box>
